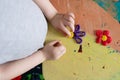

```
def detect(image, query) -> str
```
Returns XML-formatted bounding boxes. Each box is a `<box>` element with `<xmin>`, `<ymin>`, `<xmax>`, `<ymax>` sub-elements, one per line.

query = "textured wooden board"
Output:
<box><xmin>43</xmin><ymin>0</ymin><xmax>120</xmax><ymax>80</ymax></box>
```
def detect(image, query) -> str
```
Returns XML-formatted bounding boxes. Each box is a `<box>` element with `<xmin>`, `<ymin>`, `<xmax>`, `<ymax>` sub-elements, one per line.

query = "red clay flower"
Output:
<box><xmin>96</xmin><ymin>30</ymin><xmax>112</xmax><ymax>46</ymax></box>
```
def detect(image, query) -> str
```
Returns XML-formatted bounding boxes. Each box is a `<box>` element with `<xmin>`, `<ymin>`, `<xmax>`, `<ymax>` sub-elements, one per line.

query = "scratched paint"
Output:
<box><xmin>43</xmin><ymin>25</ymin><xmax>120</xmax><ymax>80</ymax></box>
<box><xmin>51</xmin><ymin>0</ymin><xmax>120</xmax><ymax>50</ymax></box>
<box><xmin>94</xmin><ymin>0</ymin><xmax>120</xmax><ymax>22</ymax></box>
<box><xmin>43</xmin><ymin>0</ymin><xmax>120</xmax><ymax>80</ymax></box>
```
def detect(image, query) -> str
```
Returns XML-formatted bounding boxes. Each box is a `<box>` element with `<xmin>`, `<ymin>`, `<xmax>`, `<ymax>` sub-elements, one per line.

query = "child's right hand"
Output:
<box><xmin>50</xmin><ymin>13</ymin><xmax>75</xmax><ymax>37</ymax></box>
<box><xmin>41</xmin><ymin>40</ymin><xmax>66</xmax><ymax>60</ymax></box>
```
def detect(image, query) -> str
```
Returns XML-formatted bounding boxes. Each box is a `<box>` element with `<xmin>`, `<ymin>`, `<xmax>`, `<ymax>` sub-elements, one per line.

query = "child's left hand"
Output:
<box><xmin>50</xmin><ymin>12</ymin><xmax>75</xmax><ymax>37</ymax></box>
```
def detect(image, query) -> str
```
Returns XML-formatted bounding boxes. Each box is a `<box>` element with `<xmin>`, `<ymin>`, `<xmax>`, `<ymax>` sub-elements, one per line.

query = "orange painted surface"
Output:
<box><xmin>50</xmin><ymin>0</ymin><xmax>120</xmax><ymax>51</ymax></box>
<box><xmin>43</xmin><ymin>0</ymin><xmax>120</xmax><ymax>80</ymax></box>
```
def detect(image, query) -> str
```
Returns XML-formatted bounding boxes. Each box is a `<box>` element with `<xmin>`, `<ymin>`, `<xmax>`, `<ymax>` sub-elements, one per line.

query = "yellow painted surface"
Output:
<box><xmin>43</xmin><ymin>24</ymin><xmax>120</xmax><ymax>80</ymax></box>
<box><xmin>43</xmin><ymin>0</ymin><xmax>120</xmax><ymax>79</ymax></box>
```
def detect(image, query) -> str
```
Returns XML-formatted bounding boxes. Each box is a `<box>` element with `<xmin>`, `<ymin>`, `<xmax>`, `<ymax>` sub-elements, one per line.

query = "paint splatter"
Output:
<box><xmin>88</xmin><ymin>43</ymin><xmax>90</xmax><ymax>46</ymax></box>
<box><xmin>74</xmin><ymin>50</ymin><xmax>77</xmax><ymax>52</ymax></box>
<box><xmin>73</xmin><ymin>72</ymin><xmax>77</xmax><ymax>76</ymax></box>
<box><xmin>78</xmin><ymin>45</ymin><xmax>82</xmax><ymax>53</ymax></box>
<box><xmin>102</xmin><ymin>65</ymin><xmax>105</xmax><ymax>69</ymax></box>
<box><xmin>107</xmin><ymin>46</ymin><xmax>120</xmax><ymax>54</ymax></box>
<box><xmin>115</xmin><ymin>40</ymin><xmax>120</xmax><ymax>47</ymax></box>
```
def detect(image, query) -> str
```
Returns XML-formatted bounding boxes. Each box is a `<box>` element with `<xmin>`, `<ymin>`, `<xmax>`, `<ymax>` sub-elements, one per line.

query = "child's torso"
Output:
<box><xmin>0</xmin><ymin>0</ymin><xmax>47</xmax><ymax>64</ymax></box>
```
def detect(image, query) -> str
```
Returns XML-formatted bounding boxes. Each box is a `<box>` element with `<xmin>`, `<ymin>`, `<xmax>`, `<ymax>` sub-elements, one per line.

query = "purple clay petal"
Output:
<box><xmin>74</xmin><ymin>37</ymin><xmax>82</xmax><ymax>44</ymax></box>
<box><xmin>79</xmin><ymin>31</ymin><xmax>86</xmax><ymax>37</ymax></box>
<box><xmin>74</xmin><ymin>31</ymin><xmax>86</xmax><ymax>37</ymax></box>
<box><xmin>75</xmin><ymin>25</ymin><xmax>80</xmax><ymax>31</ymax></box>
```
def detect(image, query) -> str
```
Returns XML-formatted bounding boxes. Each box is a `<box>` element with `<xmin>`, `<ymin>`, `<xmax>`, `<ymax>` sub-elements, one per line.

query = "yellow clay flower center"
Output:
<box><xmin>68</xmin><ymin>32</ymin><xmax>74</xmax><ymax>38</ymax></box>
<box><xmin>102</xmin><ymin>35</ymin><xmax>107</xmax><ymax>41</ymax></box>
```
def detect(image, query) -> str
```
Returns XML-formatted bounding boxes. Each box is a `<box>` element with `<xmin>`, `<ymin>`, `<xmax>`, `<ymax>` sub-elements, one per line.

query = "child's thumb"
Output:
<box><xmin>49</xmin><ymin>40</ymin><xmax>61</xmax><ymax>47</ymax></box>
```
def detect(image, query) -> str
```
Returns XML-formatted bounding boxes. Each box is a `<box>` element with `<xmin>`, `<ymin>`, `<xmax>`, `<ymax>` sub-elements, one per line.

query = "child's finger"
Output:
<box><xmin>60</xmin><ymin>24</ymin><xmax>71</xmax><ymax>36</ymax></box>
<box><xmin>53</xmin><ymin>41</ymin><xmax>61</xmax><ymax>47</ymax></box>
<box><xmin>67</xmin><ymin>13</ymin><xmax>75</xmax><ymax>19</ymax></box>
<box><xmin>63</xmin><ymin>14</ymin><xmax>75</xmax><ymax>24</ymax></box>
<box><xmin>64</xmin><ymin>13</ymin><xmax>75</xmax><ymax>20</ymax></box>
<box><xmin>63</xmin><ymin>19</ymin><xmax>74</xmax><ymax>32</ymax></box>
<box><xmin>63</xmin><ymin>14</ymin><xmax>75</xmax><ymax>32</ymax></box>
<box><xmin>49</xmin><ymin>40</ymin><xmax>60</xmax><ymax>46</ymax></box>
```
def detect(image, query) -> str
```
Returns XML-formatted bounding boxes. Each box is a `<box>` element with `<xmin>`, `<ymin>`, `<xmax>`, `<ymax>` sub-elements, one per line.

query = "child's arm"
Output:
<box><xmin>0</xmin><ymin>50</ymin><xmax>45</xmax><ymax>80</ymax></box>
<box><xmin>33</xmin><ymin>0</ymin><xmax>75</xmax><ymax>36</ymax></box>
<box><xmin>33</xmin><ymin>0</ymin><xmax>57</xmax><ymax>21</ymax></box>
<box><xmin>0</xmin><ymin>41</ymin><xmax>66</xmax><ymax>80</ymax></box>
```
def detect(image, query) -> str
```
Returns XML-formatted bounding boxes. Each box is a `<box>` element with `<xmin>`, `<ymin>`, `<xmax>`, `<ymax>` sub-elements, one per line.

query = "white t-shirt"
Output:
<box><xmin>0</xmin><ymin>0</ymin><xmax>48</xmax><ymax>64</ymax></box>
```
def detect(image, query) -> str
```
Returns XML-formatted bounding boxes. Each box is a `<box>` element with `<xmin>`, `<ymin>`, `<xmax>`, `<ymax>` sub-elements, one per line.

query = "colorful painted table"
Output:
<box><xmin>43</xmin><ymin>0</ymin><xmax>120</xmax><ymax>80</ymax></box>
<box><xmin>13</xmin><ymin>0</ymin><xmax>120</xmax><ymax>80</ymax></box>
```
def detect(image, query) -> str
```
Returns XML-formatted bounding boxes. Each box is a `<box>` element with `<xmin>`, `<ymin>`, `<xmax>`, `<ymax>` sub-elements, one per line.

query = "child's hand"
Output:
<box><xmin>41</xmin><ymin>40</ymin><xmax>66</xmax><ymax>60</ymax></box>
<box><xmin>50</xmin><ymin>13</ymin><xmax>75</xmax><ymax>37</ymax></box>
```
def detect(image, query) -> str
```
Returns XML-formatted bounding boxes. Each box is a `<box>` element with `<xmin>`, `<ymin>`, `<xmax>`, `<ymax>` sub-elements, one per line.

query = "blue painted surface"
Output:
<box><xmin>114</xmin><ymin>1</ymin><xmax>120</xmax><ymax>22</ymax></box>
<box><xmin>94</xmin><ymin>0</ymin><xmax>120</xmax><ymax>22</ymax></box>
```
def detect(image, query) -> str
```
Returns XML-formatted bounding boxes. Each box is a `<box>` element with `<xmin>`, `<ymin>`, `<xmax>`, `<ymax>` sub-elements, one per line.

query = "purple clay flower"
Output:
<box><xmin>73</xmin><ymin>25</ymin><xmax>86</xmax><ymax>44</ymax></box>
